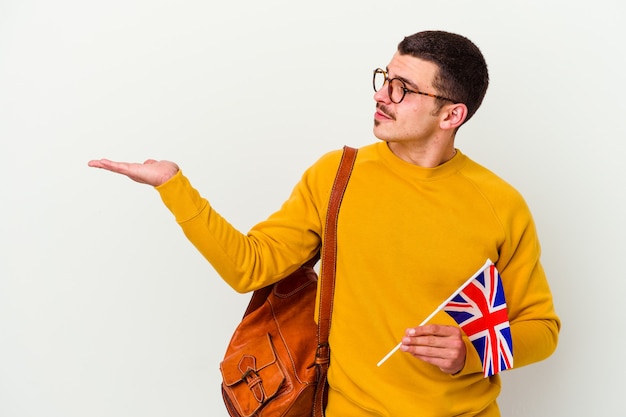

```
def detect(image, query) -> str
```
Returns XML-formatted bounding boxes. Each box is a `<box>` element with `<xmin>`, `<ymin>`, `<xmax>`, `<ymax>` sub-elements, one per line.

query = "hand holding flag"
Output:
<box><xmin>377</xmin><ymin>259</ymin><xmax>513</xmax><ymax>378</ymax></box>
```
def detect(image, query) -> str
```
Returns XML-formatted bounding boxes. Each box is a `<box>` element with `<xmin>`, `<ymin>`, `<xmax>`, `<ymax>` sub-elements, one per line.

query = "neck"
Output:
<box><xmin>386</xmin><ymin>141</ymin><xmax>457</xmax><ymax>167</ymax></box>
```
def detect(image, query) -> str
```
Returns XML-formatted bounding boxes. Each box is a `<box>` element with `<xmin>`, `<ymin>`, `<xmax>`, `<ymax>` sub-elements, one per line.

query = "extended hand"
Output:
<box><xmin>400</xmin><ymin>324</ymin><xmax>466</xmax><ymax>374</ymax></box>
<box><xmin>87</xmin><ymin>158</ymin><xmax>180</xmax><ymax>187</ymax></box>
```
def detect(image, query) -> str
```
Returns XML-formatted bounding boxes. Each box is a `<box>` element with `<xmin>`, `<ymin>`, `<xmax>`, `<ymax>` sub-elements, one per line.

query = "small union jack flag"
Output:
<box><xmin>444</xmin><ymin>260</ymin><xmax>513</xmax><ymax>377</ymax></box>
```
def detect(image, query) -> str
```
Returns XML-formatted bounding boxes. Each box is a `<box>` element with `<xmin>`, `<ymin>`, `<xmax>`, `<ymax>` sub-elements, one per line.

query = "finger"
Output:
<box><xmin>402</xmin><ymin>334</ymin><xmax>448</xmax><ymax>349</ymax></box>
<box><xmin>87</xmin><ymin>159</ymin><xmax>108</xmax><ymax>168</ymax></box>
<box><xmin>402</xmin><ymin>327</ymin><xmax>464</xmax><ymax>350</ymax></box>
<box><xmin>88</xmin><ymin>159</ymin><xmax>139</xmax><ymax>178</ymax></box>
<box><xmin>87</xmin><ymin>158</ymin><xmax>118</xmax><ymax>169</ymax></box>
<box><xmin>400</xmin><ymin>340</ymin><xmax>452</xmax><ymax>359</ymax></box>
<box><xmin>400</xmin><ymin>339</ymin><xmax>465</xmax><ymax>371</ymax></box>
<box><xmin>406</xmin><ymin>324</ymin><xmax>459</xmax><ymax>337</ymax></box>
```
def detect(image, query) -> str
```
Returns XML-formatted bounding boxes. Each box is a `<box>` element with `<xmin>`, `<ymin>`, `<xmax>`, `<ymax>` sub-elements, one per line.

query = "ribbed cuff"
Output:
<box><xmin>155</xmin><ymin>170</ymin><xmax>208</xmax><ymax>223</ymax></box>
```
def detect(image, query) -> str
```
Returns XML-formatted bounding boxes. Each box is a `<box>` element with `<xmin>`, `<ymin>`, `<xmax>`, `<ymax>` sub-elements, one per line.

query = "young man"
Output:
<box><xmin>89</xmin><ymin>30</ymin><xmax>560</xmax><ymax>416</ymax></box>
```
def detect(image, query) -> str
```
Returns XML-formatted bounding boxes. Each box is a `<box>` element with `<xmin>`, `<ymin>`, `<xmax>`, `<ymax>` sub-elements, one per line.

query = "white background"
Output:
<box><xmin>1</xmin><ymin>1</ymin><xmax>624</xmax><ymax>416</ymax></box>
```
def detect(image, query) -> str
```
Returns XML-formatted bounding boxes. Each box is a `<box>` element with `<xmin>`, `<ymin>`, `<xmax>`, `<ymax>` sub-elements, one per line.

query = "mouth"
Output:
<box><xmin>375</xmin><ymin>105</ymin><xmax>393</xmax><ymax>121</ymax></box>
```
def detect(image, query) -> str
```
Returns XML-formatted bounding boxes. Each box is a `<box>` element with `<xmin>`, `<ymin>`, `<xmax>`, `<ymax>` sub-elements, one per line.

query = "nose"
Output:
<box><xmin>374</xmin><ymin>84</ymin><xmax>391</xmax><ymax>104</ymax></box>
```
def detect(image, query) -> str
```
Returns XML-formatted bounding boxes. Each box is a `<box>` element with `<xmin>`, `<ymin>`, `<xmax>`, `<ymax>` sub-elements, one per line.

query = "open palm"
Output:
<box><xmin>87</xmin><ymin>158</ymin><xmax>180</xmax><ymax>187</ymax></box>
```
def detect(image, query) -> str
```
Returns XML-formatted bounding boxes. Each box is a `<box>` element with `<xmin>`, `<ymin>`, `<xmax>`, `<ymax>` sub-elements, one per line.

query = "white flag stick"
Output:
<box><xmin>376</xmin><ymin>259</ymin><xmax>493</xmax><ymax>367</ymax></box>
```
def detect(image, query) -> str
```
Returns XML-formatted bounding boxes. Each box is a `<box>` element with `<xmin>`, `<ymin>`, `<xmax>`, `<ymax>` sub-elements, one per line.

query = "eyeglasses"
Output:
<box><xmin>373</xmin><ymin>68</ymin><xmax>455</xmax><ymax>104</ymax></box>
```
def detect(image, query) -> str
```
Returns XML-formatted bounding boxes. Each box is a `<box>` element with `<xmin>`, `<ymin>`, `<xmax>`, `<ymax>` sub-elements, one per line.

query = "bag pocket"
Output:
<box><xmin>220</xmin><ymin>333</ymin><xmax>286</xmax><ymax>417</ymax></box>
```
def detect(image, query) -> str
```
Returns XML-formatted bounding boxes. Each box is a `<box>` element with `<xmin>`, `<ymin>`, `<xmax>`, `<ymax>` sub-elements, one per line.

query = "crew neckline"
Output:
<box><xmin>376</xmin><ymin>141</ymin><xmax>466</xmax><ymax>181</ymax></box>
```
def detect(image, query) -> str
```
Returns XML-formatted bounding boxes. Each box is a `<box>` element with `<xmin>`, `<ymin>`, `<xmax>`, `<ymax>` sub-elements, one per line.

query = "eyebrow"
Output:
<box><xmin>386</xmin><ymin>66</ymin><xmax>421</xmax><ymax>90</ymax></box>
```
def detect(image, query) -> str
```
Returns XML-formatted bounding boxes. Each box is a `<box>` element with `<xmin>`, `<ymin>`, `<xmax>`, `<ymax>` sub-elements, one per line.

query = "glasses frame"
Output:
<box><xmin>373</xmin><ymin>68</ymin><xmax>455</xmax><ymax>104</ymax></box>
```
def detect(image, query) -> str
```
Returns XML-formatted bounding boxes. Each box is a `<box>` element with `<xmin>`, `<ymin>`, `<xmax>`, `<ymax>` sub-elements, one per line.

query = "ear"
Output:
<box><xmin>440</xmin><ymin>103</ymin><xmax>468</xmax><ymax>131</ymax></box>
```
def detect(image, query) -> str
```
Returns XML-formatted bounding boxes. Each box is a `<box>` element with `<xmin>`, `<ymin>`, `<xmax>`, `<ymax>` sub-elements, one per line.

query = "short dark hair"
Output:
<box><xmin>398</xmin><ymin>31</ymin><xmax>489</xmax><ymax>123</ymax></box>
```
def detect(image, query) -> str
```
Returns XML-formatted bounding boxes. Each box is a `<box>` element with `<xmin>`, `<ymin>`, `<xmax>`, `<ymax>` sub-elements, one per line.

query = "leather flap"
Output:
<box><xmin>220</xmin><ymin>334</ymin><xmax>285</xmax><ymax>417</ymax></box>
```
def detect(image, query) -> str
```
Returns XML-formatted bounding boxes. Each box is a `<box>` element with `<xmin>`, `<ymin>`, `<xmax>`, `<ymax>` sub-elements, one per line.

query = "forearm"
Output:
<box><xmin>156</xmin><ymin>170</ymin><xmax>320</xmax><ymax>292</ymax></box>
<box><xmin>510</xmin><ymin>318</ymin><xmax>560</xmax><ymax>368</ymax></box>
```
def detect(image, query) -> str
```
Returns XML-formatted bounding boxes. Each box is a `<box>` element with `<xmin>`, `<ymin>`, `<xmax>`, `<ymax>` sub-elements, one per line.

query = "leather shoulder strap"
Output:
<box><xmin>242</xmin><ymin>148</ymin><xmax>356</xmax><ymax>320</ymax></box>
<box><xmin>318</xmin><ymin>146</ymin><xmax>357</xmax><ymax>343</ymax></box>
<box><xmin>314</xmin><ymin>146</ymin><xmax>357</xmax><ymax>416</ymax></box>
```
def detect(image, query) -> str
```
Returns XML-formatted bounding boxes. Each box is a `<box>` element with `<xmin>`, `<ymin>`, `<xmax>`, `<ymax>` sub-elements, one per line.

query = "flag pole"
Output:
<box><xmin>376</xmin><ymin>259</ymin><xmax>493</xmax><ymax>367</ymax></box>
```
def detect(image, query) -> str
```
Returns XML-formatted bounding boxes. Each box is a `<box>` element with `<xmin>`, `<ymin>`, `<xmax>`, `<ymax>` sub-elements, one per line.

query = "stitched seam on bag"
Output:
<box><xmin>274</xmin><ymin>274</ymin><xmax>317</xmax><ymax>298</ymax></box>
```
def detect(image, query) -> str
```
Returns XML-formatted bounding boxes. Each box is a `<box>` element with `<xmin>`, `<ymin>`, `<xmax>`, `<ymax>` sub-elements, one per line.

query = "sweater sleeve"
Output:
<box><xmin>496</xmin><ymin>198</ymin><xmax>561</xmax><ymax>369</ymax></box>
<box><xmin>154</xmin><ymin>152</ymin><xmax>342</xmax><ymax>293</ymax></box>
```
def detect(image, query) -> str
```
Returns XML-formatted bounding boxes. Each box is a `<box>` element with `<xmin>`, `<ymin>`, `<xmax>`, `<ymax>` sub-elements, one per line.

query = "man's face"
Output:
<box><xmin>373</xmin><ymin>52</ymin><xmax>444</xmax><ymax>145</ymax></box>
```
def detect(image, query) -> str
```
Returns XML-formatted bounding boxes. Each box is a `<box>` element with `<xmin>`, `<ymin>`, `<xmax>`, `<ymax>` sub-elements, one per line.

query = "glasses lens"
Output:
<box><xmin>373</xmin><ymin>70</ymin><xmax>386</xmax><ymax>92</ymax></box>
<box><xmin>373</xmin><ymin>69</ymin><xmax>405</xmax><ymax>103</ymax></box>
<box><xmin>388</xmin><ymin>79</ymin><xmax>405</xmax><ymax>103</ymax></box>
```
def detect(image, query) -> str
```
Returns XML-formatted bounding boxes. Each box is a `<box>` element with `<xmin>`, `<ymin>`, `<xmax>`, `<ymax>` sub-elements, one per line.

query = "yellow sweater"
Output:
<box><xmin>157</xmin><ymin>142</ymin><xmax>560</xmax><ymax>417</ymax></box>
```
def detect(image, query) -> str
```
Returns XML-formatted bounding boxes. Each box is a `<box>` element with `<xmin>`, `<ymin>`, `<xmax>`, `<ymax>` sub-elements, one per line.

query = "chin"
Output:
<box><xmin>373</xmin><ymin>126</ymin><xmax>390</xmax><ymax>142</ymax></box>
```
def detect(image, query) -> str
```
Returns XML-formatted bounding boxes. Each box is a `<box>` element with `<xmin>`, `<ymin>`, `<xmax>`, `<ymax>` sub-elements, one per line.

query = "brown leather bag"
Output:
<box><xmin>220</xmin><ymin>146</ymin><xmax>358</xmax><ymax>417</ymax></box>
